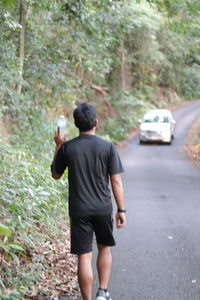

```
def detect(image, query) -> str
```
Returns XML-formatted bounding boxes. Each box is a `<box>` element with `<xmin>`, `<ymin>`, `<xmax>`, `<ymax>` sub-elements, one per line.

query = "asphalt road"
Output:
<box><xmin>93</xmin><ymin>100</ymin><xmax>200</xmax><ymax>300</ymax></box>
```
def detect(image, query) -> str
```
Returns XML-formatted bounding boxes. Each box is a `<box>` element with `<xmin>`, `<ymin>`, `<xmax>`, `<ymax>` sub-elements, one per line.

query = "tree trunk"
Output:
<box><xmin>18</xmin><ymin>0</ymin><xmax>26</xmax><ymax>93</ymax></box>
<box><xmin>121</xmin><ymin>39</ymin><xmax>125</xmax><ymax>90</ymax></box>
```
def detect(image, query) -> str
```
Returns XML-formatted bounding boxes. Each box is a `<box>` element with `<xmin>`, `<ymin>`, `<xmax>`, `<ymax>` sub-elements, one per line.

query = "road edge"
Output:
<box><xmin>184</xmin><ymin>117</ymin><xmax>200</xmax><ymax>167</ymax></box>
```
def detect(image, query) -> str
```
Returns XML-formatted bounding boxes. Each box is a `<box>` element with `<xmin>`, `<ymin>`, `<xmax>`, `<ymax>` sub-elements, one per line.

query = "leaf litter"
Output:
<box><xmin>185</xmin><ymin>118</ymin><xmax>200</xmax><ymax>167</ymax></box>
<box><xmin>26</xmin><ymin>227</ymin><xmax>81</xmax><ymax>300</ymax></box>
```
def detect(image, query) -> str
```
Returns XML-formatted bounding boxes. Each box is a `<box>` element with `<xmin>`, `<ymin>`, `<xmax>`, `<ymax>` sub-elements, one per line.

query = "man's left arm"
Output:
<box><xmin>110</xmin><ymin>173</ymin><xmax>126</xmax><ymax>228</ymax></box>
<box><xmin>108</xmin><ymin>144</ymin><xmax>126</xmax><ymax>228</ymax></box>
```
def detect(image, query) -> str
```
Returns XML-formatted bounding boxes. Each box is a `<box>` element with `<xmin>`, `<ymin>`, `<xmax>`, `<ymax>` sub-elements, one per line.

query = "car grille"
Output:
<box><xmin>146</xmin><ymin>130</ymin><xmax>158</xmax><ymax>135</ymax></box>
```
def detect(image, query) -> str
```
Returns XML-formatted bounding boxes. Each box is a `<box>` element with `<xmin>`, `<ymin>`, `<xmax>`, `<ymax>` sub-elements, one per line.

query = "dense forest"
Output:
<box><xmin>0</xmin><ymin>0</ymin><xmax>200</xmax><ymax>298</ymax></box>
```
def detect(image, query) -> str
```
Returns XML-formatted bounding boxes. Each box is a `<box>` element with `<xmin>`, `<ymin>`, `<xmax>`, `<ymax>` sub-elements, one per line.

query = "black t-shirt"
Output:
<box><xmin>51</xmin><ymin>134</ymin><xmax>124</xmax><ymax>217</ymax></box>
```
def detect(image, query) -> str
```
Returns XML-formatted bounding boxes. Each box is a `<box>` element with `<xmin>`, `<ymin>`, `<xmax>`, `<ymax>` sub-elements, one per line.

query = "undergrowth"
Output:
<box><xmin>0</xmin><ymin>124</ymin><xmax>68</xmax><ymax>298</ymax></box>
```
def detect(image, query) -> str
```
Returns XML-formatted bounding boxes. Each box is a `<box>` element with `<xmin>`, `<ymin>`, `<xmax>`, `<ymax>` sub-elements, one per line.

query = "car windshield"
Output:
<box><xmin>143</xmin><ymin>115</ymin><xmax>170</xmax><ymax>123</ymax></box>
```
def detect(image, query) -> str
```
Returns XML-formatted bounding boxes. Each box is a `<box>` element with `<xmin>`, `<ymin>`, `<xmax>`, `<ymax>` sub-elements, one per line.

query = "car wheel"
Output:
<box><xmin>139</xmin><ymin>139</ymin><xmax>144</xmax><ymax>145</ymax></box>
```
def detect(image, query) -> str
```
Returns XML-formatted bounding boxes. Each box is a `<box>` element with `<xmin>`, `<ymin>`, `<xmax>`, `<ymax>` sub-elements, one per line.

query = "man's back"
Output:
<box><xmin>53</xmin><ymin>134</ymin><xmax>123</xmax><ymax>217</ymax></box>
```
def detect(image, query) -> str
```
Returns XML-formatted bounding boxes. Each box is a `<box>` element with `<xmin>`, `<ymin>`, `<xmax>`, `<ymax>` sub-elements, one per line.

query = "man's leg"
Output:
<box><xmin>96</xmin><ymin>244</ymin><xmax>112</xmax><ymax>290</ymax></box>
<box><xmin>78</xmin><ymin>252</ymin><xmax>93</xmax><ymax>300</ymax></box>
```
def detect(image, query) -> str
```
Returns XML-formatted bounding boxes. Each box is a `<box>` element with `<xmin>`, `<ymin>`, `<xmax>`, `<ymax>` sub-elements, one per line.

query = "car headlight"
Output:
<box><xmin>160</xmin><ymin>130</ymin><xmax>170</xmax><ymax>135</ymax></box>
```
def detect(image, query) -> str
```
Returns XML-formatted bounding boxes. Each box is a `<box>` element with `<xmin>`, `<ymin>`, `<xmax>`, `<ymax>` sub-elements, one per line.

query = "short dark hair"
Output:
<box><xmin>73</xmin><ymin>103</ymin><xmax>97</xmax><ymax>132</ymax></box>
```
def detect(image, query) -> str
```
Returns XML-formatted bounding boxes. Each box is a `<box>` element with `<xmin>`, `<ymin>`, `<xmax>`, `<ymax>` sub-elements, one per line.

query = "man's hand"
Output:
<box><xmin>54</xmin><ymin>128</ymin><xmax>67</xmax><ymax>147</ymax></box>
<box><xmin>116</xmin><ymin>212</ymin><xmax>126</xmax><ymax>229</ymax></box>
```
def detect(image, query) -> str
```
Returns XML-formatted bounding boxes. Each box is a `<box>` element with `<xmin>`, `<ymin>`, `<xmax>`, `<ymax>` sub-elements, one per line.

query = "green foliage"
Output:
<box><xmin>0</xmin><ymin>224</ymin><xmax>12</xmax><ymax>237</ymax></box>
<box><xmin>0</xmin><ymin>142</ymin><xmax>67</xmax><ymax>231</ymax></box>
<box><xmin>102</xmin><ymin>90</ymin><xmax>148</xmax><ymax>142</ymax></box>
<box><xmin>0</xmin><ymin>10</ymin><xmax>21</xmax><ymax>123</ymax></box>
<box><xmin>62</xmin><ymin>0</ymin><xmax>87</xmax><ymax>23</ymax></box>
<box><xmin>179</xmin><ymin>67</ymin><xmax>200</xmax><ymax>99</ymax></box>
<box><xmin>0</xmin><ymin>260</ymin><xmax>44</xmax><ymax>299</ymax></box>
<box><xmin>0</xmin><ymin>133</ymin><xmax>68</xmax><ymax>297</ymax></box>
<box><xmin>1</xmin><ymin>0</ymin><xmax>16</xmax><ymax>8</ymax></box>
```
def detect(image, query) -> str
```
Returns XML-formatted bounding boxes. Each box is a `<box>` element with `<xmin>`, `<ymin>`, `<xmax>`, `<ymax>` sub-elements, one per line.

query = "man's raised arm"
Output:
<box><xmin>51</xmin><ymin>128</ymin><xmax>66</xmax><ymax>180</ymax></box>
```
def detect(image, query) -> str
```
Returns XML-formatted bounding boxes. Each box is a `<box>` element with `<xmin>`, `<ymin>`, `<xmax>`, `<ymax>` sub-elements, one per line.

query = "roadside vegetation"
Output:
<box><xmin>0</xmin><ymin>0</ymin><xmax>200</xmax><ymax>298</ymax></box>
<box><xmin>185</xmin><ymin>118</ymin><xmax>200</xmax><ymax>166</ymax></box>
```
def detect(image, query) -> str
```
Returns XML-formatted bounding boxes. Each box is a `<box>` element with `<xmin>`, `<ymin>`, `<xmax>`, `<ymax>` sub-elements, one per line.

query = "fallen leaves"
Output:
<box><xmin>26</xmin><ymin>227</ymin><xmax>81</xmax><ymax>300</ymax></box>
<box><xmin>185</xmin><ymin>118</ymin><xmax>200</xmax><ymax>167</ymax></box>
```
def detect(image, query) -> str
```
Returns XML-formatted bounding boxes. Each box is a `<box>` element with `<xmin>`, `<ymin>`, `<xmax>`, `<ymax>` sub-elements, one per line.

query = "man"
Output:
<box><xmin>51</xmin><ymin>103</ymin><xmax>126</xmax><ymax>300</ymax></box>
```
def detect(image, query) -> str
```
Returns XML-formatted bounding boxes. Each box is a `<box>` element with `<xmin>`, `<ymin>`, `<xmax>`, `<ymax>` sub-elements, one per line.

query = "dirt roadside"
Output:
<box><xmin>184</xmin><ymin>117</ymin><xmax>200</xmax><ymax>167</ymax></box>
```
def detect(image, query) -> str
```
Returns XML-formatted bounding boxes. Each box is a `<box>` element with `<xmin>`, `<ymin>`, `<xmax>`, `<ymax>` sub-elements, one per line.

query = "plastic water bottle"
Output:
<box><xmin>57</xmin><ymin>115</ymin><xmax>66</xmax><ymax>137</ymax></box>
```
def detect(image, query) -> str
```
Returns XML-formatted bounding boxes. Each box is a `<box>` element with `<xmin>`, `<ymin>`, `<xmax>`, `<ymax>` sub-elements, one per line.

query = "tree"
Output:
<box><xmin>18</xmin><ymin>0</ymin><xmax>26</xmax><ymax>93</ymax></box>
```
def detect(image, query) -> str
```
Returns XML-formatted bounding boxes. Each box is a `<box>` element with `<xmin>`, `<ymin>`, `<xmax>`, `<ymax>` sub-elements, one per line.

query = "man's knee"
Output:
<box><xmin>97</xmin><ymin>244</ymin><xmax>111</xmax><ymax>254</ymax></box>
<box><xmin>78</xmin><ymin>251</ymin><xmax>93</xmax><ymax>263</ymax></box>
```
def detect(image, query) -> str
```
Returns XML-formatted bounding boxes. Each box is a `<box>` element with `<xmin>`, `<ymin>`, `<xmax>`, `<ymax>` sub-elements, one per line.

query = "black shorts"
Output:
<box><xmin>70</xmin><ymin>214</ymin><xmax>116</xmax><ymax>255</ymax></box>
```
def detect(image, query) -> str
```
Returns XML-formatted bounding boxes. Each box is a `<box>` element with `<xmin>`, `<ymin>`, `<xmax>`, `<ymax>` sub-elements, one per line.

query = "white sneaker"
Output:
<box><xmin>96</xmin><ymin>288</ymin><xmax>112</xmax><ymax>300</ymax></box>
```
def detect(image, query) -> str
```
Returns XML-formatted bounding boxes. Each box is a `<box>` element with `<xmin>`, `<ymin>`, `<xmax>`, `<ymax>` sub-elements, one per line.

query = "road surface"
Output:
<box><xmin>93</xmin><ymin>100</ymin><xmax>200</xmax><ymax>300</ymax></box>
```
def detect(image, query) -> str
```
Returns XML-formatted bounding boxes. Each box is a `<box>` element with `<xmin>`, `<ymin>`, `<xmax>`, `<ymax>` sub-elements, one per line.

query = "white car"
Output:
<box><xmin>139</xmin><ymin>109</ymin><xmax>176</xmax><ymax>144</ymax></box>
